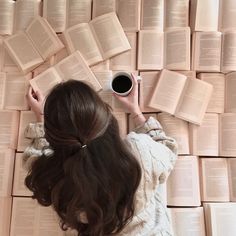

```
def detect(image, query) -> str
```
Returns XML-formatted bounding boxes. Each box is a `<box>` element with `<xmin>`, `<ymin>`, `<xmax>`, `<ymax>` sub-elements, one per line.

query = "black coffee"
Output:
<box><xmin>112</xmin><ymin>75</ymin><xmax>132</xmax><ymax>93</ymax></box>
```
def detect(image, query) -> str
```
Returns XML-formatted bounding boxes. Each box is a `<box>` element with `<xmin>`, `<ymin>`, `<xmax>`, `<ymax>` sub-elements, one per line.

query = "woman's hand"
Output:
<box><xmin>26</xmin><ymin>87</ymin><xmax>45</xmax><ymax>122</ymax></box>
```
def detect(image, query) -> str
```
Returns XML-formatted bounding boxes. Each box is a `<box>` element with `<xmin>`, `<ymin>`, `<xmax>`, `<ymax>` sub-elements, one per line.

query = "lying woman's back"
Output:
<box><xmin>23</xmin><ymin>77</ymin><xmax>177</xmax><ymax>236</ymax></box>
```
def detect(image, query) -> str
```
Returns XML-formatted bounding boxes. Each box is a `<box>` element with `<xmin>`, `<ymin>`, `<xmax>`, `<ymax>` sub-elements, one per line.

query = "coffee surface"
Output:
<box><xmin>112</xmin><ymin>75</ymin><xmax>132</xmax><ymax>93</ymax></box>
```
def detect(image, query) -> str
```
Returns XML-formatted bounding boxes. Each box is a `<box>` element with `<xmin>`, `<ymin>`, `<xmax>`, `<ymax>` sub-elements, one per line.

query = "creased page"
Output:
<box><xmin>165</xmin><ymin>0</ymin><xmax>189</xmax><ymax>28</ymax></box>
<box><xmin>92</xmin><ymin>0</ymin><xmax>116</xmax><ymax>18</ymax></box>
<box><xmin>14</xmin><ymin>0</ymin><xmax>41</xmax><ymax>32</ymax></box>
<box><xmin>117</xmin><ymin>0</ymin><xmax>141</xmax><ymax>32</ymax></box>
<box><xmin>221</xmin><ymin>31</ymin><xmax>236</xmax><ymax>72</ymax></box>
<box><xmin>200</xmin><ymin>158</ymin><xmax>230</xmax><ymax>202</ymax></box>
<box><xmin>189</xmin><ymin>114</ymin><xmax>219</xmax><ymax>156</ymax></box>
<box><xmin>0</xmin><ymin>197</ymin><xmax>12</xmax><ymax>236</ymax></box>
<box><xmin>141</xmin><ymin>0</ymin><xmax>164</xmax><ymax>30</ymax></box>
<box><xmin>63</xmin><ymin>23</ymin><xmax>103</xmax><ymax>65</ymax></box>
<box><xmin>167</xmin><ymin>156</ymin><xmax>201</xmax><ymax>206</ymax></box>
<box><xmin>219</xmin><ymin>113</ymin><xmax>236</xmax><ymax>157</ymax></box>
<box><xmin>30</xmin><ymin>67</ymin><xmax>62</xmax><ymax>96</ymax></box>
<box><xmin>148</xmin><ymin>70</ymin><xmax>187</xmax><ymax>114</ymax></box>
<box><xmin>43</xmin><ymin>0</ymin><xmax>66</xmax><ymax>32</ymax></box>
<box><xmin>17</xmin><ymin>111</ymin><xmax>37</xmax><ymax>152</ymax></box>
<box><xmin>55</xmin><ymin>51</ymin><xmax>102</xmax><ymax>91</ymax></box>
<box><xmin>26</xmin><ymin>17</ymin><xmax>64</xmax><ymax>61</ymax></box>
<box><xmin>175</xmin><ymin>78</ymin><xmax>213</xmax><ymax>125</ymax></box>
<box><xmin>90</xmin><ymin>13</ymin><xmax>131</xmax><ymax>60</ymax></box>
<box><xmin>228</xmin><ymin>158</ymin><xmax>236</xmax><ymax>201</ymax></box>
<box><xmin>66</xmin><ymin>0</ymin><xmax>92</xmax><ymax>27</ymax></box>
<box><xmin>158</xmin><ymin>113</ymin><xmax>189</xmax><ymax>155</ymax></box>
<box><xmin>0</xmin><ymin>1</ymin><xmax>15</xmax><ymax>35</ymax></box>
<box><xmin>219</xmin><ymin>0</ymin><xmax>236</xmax><ymax>31</ymax></box>
<box><xmin>198</xmin><ymin>73</ymin><xmax>225</xmax><ymax>113</ymax></box>
<box><xmin>4</xmin><ymin>33</ymin><xmax>44</xmax><ymax>74</ymax></box>
<box><xmin>3</xmin><ymin>73</ymin><xmax>29</xmax><ymax>110</ymax></box>
<box><xmin>164</xmin><ymin>27</ymin><xmax>190</xmax><ymax>70</ymax></box>
<box><xmin>170</xmin><ymin>208</ymin><xmax>206</xmax><ymax>236</ymax></box>
<box><xmin>225</xmin><ymin>72</ymin><xmax>236</xmax><ymax>112</ymax></box>
<box><xmin>12</xmin><ymin>153</ymin><xmax>33</xmax><ymax>197</ymax></box>
<box><xmin>138</xmin><ymin>30</ymin><xmax>163</xmax><ymax>70</ymax></box>
<box><xmin>0</xmin><ymin>110</ymin><xmax>19</xmax><ymax>149</ymax></box>
<box><xmin>0</xmin><ymin>149</ymin><xmax>15</xmax><ymax>197</ymax></box>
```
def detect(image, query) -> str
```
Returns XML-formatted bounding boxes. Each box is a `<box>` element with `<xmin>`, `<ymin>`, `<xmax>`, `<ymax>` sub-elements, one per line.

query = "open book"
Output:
<box><xmin>148</xmin><ymin>69</ymin><xmax>213</xmax><ymax>125</ymax></box>
<box><xmin>113</xmin><ymin>112</ymin><xmax>127</xmax><ymax>138</ymax></box>
<box><xmin>170</xmin><ymin>207</ymin><xmax>206</xmax><ymax>236</ymax></box>
<box><xmin>43</xmin><ymin>0</ymin><xmax>92</xmax><ymax>32</ymax></box>
<box><xmin>30</xmin><ymin>51</ymin><xmax>102</xmax><ymax>96</ymax></box>
<box><xmin>225</xmin><ymin>72</ymin><xmax>236</xmax><ymax>113</ymax></box>
<box><xmin>0</xmin><ymin>1</ymin><xmax>15</xmax><ymax>35</ymax></box>
<box><xmin>4</xmin><ymin>16</ymin><xmax>64</xmax><ymax>74</ymax></box>
<box><xmin>10</xmin><ymin>197</ymin><xmax>64</xmax><ymax>236</ymax></box>
<box><xmin>63</xmin><ymin>12</ymin><xmax>131</xmax><ymax>66</ymax></box>
<box><xmin>138</xmin><ymin>27</ymin><xmax>190</xmax><ymax>70</ymax></box>
<box><xmin>200</xmin><ymin>158</ymin><xmax>236</xmax><ymax>202</ymax></box>
<box><xmin>0</xmin><ymin>110</ymin><xmax>19</xmax><ymax>149</ymax></box>
<box><xmin>92</xmin><ymin>0</ymin><xmax>140</xmax><ymax>32</ymax></box>
<box><xmin>167</xmin><ymin>156</ymin><xmax>201</xmax><ymax>206</ymax></box>
<box><xmin>0</xmin><ymin>197</ymin><xmax>12</xmax><ymax>236</ymax></box>
<box><xmin>12</xmin><ymin>153</ymin><xmax>33</xmax><ymax>197</ymax></box>
<box><xmin>0</xmin><ymin>149</ymin><xmax>15</xmax><ymax>197</ymax></box>
<box><xmin>204</xmin><ymin>203</ymin><xmax>236</xmax><ymax>236</ymax></box>
<box><xmin>0</xmin><ymin>72</ymin><xmax>30</xmax><ymax>110</ymax></box>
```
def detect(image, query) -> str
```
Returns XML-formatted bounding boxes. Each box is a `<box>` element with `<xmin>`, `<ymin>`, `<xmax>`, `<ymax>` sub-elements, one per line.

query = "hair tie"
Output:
<box><xmin>81</xmin><ymin>144</ymin><xmax>87</xmax><ymax>149</ymax></box>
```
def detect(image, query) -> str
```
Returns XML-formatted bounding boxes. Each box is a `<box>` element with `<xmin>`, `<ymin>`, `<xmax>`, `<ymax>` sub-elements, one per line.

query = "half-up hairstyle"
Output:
<box><xmin>25</xmin><ymin>80</ymin><xmax>141</xmax><ymax>236</ymax></box>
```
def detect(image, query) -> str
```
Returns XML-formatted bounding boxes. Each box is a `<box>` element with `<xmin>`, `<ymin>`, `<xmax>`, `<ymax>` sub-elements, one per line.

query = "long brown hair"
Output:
<box><xmin>25</xmin><ymin>80</ymin><xmax>141</xmax><ymax>236</ymax></box>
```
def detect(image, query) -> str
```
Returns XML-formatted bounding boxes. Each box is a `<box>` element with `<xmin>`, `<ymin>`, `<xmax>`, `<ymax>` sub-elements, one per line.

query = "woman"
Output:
<box><xmin>23</xmin><ymin>74</ymin><xmax>178</xmax><ymax>236</ymax></box>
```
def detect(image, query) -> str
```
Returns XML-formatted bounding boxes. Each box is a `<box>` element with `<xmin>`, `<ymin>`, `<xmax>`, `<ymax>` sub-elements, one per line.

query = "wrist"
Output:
<box><xmin>36</xmin><ymin>113</ymin><xmax>44</xmax><ymax>122</ymax></box>
<box><xmin>130</xmin><ymin>107</ymin><xmax>142</xmax><ymax>116</ymax></box>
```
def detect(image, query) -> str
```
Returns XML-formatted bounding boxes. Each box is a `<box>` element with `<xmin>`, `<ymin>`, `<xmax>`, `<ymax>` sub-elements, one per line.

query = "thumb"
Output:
<box><xmin>35</xmin><ymin>90</ymin><xmax>44</xmax><ymax>102</ymax></box>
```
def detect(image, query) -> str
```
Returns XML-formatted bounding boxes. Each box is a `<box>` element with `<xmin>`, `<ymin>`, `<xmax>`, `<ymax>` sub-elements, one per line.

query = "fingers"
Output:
<box><xmin>131</xmin><ymin>73</ymin><xmax>138</xmax><ymax>86</ymax></box>
<box><xmin>35</xmin><ymin>90</ymin><xmax>44</xmax><ymax>102</ymax></box>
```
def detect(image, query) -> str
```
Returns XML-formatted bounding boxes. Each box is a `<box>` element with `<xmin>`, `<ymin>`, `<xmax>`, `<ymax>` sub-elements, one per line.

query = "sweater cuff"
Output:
<box><xmin>24</xmin><ymin>122</ymin><xmax>45</xmax><ymax>139</ymax></box>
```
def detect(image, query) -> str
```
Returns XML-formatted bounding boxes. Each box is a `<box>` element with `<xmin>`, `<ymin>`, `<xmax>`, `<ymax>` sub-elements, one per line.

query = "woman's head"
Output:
<box><xmin>25</xmin><ymin>80</ymin><xmax>141</xmax><ymax>236</ymax></box>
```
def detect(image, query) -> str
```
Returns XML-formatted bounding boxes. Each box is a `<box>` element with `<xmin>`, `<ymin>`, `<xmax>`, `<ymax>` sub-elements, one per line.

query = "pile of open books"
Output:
<box><xmin>0</xmin><ymin>0</ymin><xmax>236</xmax><ymax>235</ymax></box>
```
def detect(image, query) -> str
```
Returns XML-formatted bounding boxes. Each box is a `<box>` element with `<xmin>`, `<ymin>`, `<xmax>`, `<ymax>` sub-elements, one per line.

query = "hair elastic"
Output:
<box><xmin>81</xmin><ymin>145</ymin><xmax>87</xmax><ymax>149</ymax></box>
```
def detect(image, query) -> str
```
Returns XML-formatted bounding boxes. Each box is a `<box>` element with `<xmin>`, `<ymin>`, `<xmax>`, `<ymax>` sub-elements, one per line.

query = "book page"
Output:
<box><xmin>175</xmin><ymin>78</ymin><xmax>213</xmax><ymax>125</ymax></box>
<box><xmin>110</xmin><ymin>32</ymin><xmax>137</xmax><ymax>71</ymax></box>
<box><xmin>10</xmin><ymin>197</ymin><xmax>64</xmax><ymax>236</ymax></box>
<box><xmin>189</xmin><ymin>114</ymin><xmax>219</xmax><ymax>156</ymax></box>
<box><xmin>43</xmin><ymin>0</ymin><xmax>66</xmax><ymax>32</ymax></box>
<box><xmin>66</xmin><ymin>0</ymin><xmax>92</xmax><ymax>27</ymax></box>
<box><xmin>53</xmin><ymin>34</ymin><xmax>69</xmax><ymax>65</ymax></box>
<box><xmin>55</xmin><ymin>51</ymin><xmax>102</xmax><ymax>92</ymax></box>
<box><xmin>0</xmin><ymin>197</ymin><xmax>12</xmax><ymax>236</ymax></box>
<box><xmin>177</xmin><ymin>70</ymin><xmax>196</xmax><ymax>79</ymax></box>
<box><xmin>2</xmin><ymin>47</ymin><xmax>21</xmax><ymax>72</ymax></box>
<box><xmin>0</xmin><ymin>110</ymin><xmax>19</xmax><ymax>149</ymax></box>
<box><xmin>200</xmin><ymin>158</ymin><xmax>230</xmax><ymax>202</ymax></box>
<box><xmin>158</xmin><ymin>113</ymin><xmax>189</xmax><ymax>155</ymax></box>
<box><xmin>139</xmin><ymin>72</ymin><xmax>160</xmax><ymax>112</ymax></box>
<box><xmin>63</xmin><ymin>23</ymin><xmax>103</xmax><ymax>66</ymax></box>
<box><xmin>4</xmin><ymin>33</ymin><xmax>44</xmax><ymax>73</ymax></box>
<box><xmin>225</xmin><ymin>72</ymin><xmax>236</xmax><ymax>112</ymax></box>
<box><xmin>117</xmin><ymin>0</ymin><xmax>141</xmax><ymax>31</ymax></box>
<box><xmin>219</xmin><ymin>113</ymin><xmax>236</xmax><ymax>157</ymax></box>
<box><xmin>191</xmin><ymin>0</ymin><xmax>219</xmax><ymax>31</ymax></box>
<box><xmin>26</xmin><ymin>17</ymin><xmax>64</xmax><ymax>60</ymax></box>
<box><xmin>14</xmin><ymin>0</ymin><xmax>41</xmax><ymax>32</ymax></box>
<box><xmin>165</xmin><ymin>0</ymin><xmax>189</xmax><ymax>28</ymax></box>
<box><xmin>12</xmin><ymin>153</ymin><xmax>33</xmax><ymax>196</ymax></box>
<box><xmin>90</xmin><ymin>13</ymin><xmax>131</xmax><ymax>60</ymax></box>
<box><xmin>221</xmin><ymin>31</ymin><xmax>236</xmax><ymax>72</ymax></box>
<box><xmin>3</xmin><ymin>73</ymin><xmax>29</xmax><ymax>110</ymax></box>
<box><xmin>171</xmin><ymin>208</ymin><xmax>206</xmax><ymax>236</ymax></box>
<box><xmin>17</xmin><ymin>111</ymin><xmax>37</xmax><ymax>152</ymax></box>
<box><xmin>0</xmin><ymin>149</ymin><xmax>15</xmax><ymax>197</ymax></box>
<box><xmin>198</xmin><ymin>73</ymin><xmax>225</xmax><ymax>113</ymax></box>
<box><xmin>0</xmin><ymin>72</ymin><xmax>6</xmax><ymax>109</ymax></box>
<box><xmin>138</xmin><ymin>30</ymin><xmax>163</xmax><ymax>70</ymax></box>
<box><xmin>192</xmin><ymin>32</ymin><xmax>222</xmax><ymax>72</ymax></box>
<box><xmin>164</xmin><ymin>27</ymin><xmax>190</xmax><ymax>70</ymax></box>
<box><xmin>30</xmin><ymin>67</ymin><xmax>62</xmax><ymax>96</ymax></box>
<box><xmin>228</xmin><ymin>158</ymin><xmax>236</xmax><ymax>201</ymax></box>
<box><xmin>92</xmin><ymin>0</ymin><xmax>116</xmax><ymax>18</ymax></box>
<box><xmin>219</xmin><ymin>0</ymin><xmax>236</xmax><ymax>31</ymax></box>
<box><xmin>91</xmin><ymin>60</ymin><xmax>110</xmax><ymax>71</ymax></box>
<box><xmin>0</xmin><ymin>1</ymin><xmax>15</xmax><ymax>35</ymax></box>
<box><xmin>148</xmin><ymin>70</ymin><xmax>187</xmax><ymax>114</ymax></box>
<box><xmin>112</xmin><ymin>112</ymin><xmax>127</xmax><ymax>138</ymax></box>
<box><xmin>167</xmin><ymin>156</ymin><xmax>201</xmax><ymax>206</ymax></box>
<box><xmin>140</xmin><ymin>0</ymin><xmax>164</xmax><ymax>30</ymax></box>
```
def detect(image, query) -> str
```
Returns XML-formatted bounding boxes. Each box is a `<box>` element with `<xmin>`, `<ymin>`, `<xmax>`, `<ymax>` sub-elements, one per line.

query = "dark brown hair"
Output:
<box><xmin>25</xmin><ymin>80</ymin><xmax>141</xmax><ymax>236</ymax></box>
